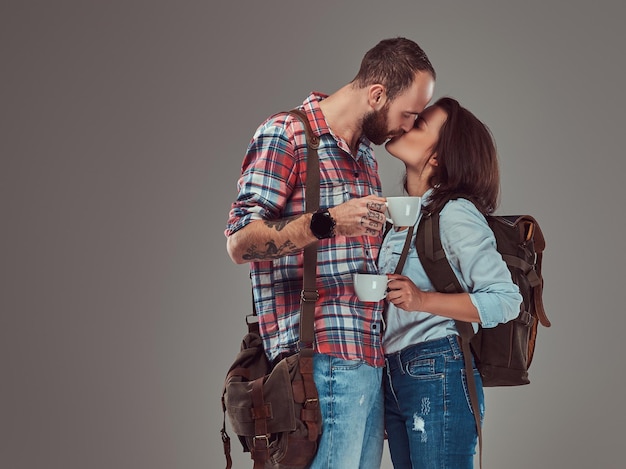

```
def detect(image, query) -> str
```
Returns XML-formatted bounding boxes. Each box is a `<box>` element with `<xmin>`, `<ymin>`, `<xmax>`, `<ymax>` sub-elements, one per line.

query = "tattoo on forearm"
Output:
<box><xmin>264</xmin><ymin>215</ymin><xmax>301</xmax><ymax>232</ymax></box>
<box><xmin>242</xmin><ymin>240</ymin><xmax>300</xmax><ymax>260</ymax></box>
<box><xmin>264</xmin><ymin>219</ymin><xmax>290</xmax><ymax>231</ymax></box>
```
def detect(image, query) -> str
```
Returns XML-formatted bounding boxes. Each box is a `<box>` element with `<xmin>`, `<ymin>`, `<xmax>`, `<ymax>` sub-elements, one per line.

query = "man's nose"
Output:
<box><xmin>400</xmin><ymin>122</ymin><xmax>413</xmax><ymax>133</ymax></box>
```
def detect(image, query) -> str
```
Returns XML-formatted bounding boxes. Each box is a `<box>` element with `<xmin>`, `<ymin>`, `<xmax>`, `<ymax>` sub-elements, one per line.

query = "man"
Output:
<box><xmin>225</xmin><ymin>37</ymin><xmax>435</xmax><ymax>469</ymax></box>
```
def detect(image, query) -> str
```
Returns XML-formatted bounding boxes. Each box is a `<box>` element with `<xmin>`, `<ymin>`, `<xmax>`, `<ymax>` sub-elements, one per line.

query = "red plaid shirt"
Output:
<box><xmin>225</xmin><ymin>93</ymin><xmax>385</xmax><ymax>367</ymax></box>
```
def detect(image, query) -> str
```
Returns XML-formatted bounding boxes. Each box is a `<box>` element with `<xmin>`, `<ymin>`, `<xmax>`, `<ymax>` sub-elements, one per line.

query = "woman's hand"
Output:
<box><xmin>386</xmin><ymin>273</ymin><xmax>426</xmax><ymax>312</ymax></box>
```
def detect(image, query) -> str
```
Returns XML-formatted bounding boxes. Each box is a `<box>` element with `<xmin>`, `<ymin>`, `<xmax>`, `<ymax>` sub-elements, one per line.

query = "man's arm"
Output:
<box><xmin>226</xmin><ymin>196</ymin><xmax>387</xmax><ymax>264</ymax></box>
<box><xmin>227</xmin><ymin>214</ymin><xmax>315</xmax><ymax>264</ymax></box>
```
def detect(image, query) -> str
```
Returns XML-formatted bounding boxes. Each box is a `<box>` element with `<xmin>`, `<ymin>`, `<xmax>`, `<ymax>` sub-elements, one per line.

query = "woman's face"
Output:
<box><xmin>384</xmin><ymin>105</ymin><xmax>448</xmax><ymax>168</ymax></box>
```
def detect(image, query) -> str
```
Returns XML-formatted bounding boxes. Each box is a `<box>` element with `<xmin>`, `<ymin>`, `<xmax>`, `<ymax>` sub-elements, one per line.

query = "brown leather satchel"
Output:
<box><xmin>221</xmin><ymin>109</ymin><xmax>323</xmax><ymax>469</ymax></box>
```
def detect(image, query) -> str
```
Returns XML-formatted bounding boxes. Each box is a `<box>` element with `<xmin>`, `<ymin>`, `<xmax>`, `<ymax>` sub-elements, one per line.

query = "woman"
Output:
<box><xmin>378</xmin><ymin>97</ymin><xmax>522</xmax><ymax>468</ymax></box>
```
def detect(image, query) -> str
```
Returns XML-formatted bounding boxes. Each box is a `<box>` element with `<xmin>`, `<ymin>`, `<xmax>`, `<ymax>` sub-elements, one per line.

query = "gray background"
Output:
<box><xmin>2</xmin><ymin>1</ymin><xmax>625</xmax><ymax>468</ymax></box>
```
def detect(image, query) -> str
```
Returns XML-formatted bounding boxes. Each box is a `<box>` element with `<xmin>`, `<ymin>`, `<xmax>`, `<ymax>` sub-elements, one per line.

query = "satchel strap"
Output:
<box><xmin>283</xmin><ymin>108</ymin><xmax>321</xmax><ymax>448</ymax></box>
<box><xmin>298</xmin><ymin>349</ymin><xmax>320</xmax><ymax>440</ymax></box>
<box><xmin>288</xmin><ymin>108</ymin><xmax>320</xmax><ymax>349</ymax></box>
<box><xmin>250</xmin><ymin>378</ymin><xmax>271</xmax><ymax>469</ymax></box>
<box><xmin>222</xmin><ymin>108</ymin><xmax>321</xmax><ymax>469</ymax></box>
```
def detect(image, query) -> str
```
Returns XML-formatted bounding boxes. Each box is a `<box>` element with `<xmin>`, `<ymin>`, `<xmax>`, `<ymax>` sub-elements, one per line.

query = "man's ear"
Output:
<box><xmin>368</xmin><ymin>84</ymin><xmax>386</xmax><ymax>110</ymax></box>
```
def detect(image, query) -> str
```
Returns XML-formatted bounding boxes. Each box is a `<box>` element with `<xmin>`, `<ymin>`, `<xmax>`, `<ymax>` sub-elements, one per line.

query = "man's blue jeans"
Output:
<box><xmin>383</xmin><ymin>335</ymin><xmax>484</xmax><ymax>469</ymax></box>
<box><xmin>309</xmin><ymin>353</ymin><xmax>384</xmax><ymax>469</ymax></box>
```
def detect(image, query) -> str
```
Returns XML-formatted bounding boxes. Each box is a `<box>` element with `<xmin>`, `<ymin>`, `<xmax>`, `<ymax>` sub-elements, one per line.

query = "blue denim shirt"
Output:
<box><xmin>378</xmin><ymin>191</ymin><xmax>522</xmax><ymax>354</ymax></box>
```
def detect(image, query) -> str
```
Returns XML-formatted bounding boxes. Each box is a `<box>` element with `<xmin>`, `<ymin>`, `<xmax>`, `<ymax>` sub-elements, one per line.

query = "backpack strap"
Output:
<box><xmin>416</xmin><ymin>208</ymin><xmax>484</xmax><ymax>469</ymax></box>
<box><xmin>381</xmin><ymin>224</ymin><xmax>415</xmax><ymax>332</ymax></box>
<box><xmin>520</xmin><ymin>215</ymin><xmax>550</xmax><ymax>327</ymax></box>
<box><xmin>392</xmin><ymin>225</ymin><xmax>415</xmax><ymax>275</ymax></box>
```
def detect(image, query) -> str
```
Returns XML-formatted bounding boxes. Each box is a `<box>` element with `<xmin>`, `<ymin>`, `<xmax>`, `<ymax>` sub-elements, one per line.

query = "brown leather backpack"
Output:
<box><xmin>414</xmin><ymin>206</ymin><xmax>552</xmax><ymax>467</ymax></box>
<box><xmin>415</xmin><ymin>210</ymin><xmax>551</xmax><ymax>387</ymax></box>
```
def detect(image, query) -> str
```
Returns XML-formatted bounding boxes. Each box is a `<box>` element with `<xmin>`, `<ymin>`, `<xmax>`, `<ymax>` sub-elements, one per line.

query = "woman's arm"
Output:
<box><xmin>385</xmin><ymin>199</ymin><xmax>521</xmax><ymax>325</ymax></box>
<box><xmin>386</xmin><ymin>274</ymin><xmax>481</xmax><ymax>322</ymax></box>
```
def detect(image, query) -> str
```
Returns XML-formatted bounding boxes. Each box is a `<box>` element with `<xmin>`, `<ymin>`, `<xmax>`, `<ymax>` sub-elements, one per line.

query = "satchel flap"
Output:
<box><xmin>225</xmin><ymin>332</ymin><xmax>271</xmax><ymax>380</ymax></box>
<box><xmin>225</xmin><ymin>359</ymin><xmax>297</xmax><ymax>436</ymax></box>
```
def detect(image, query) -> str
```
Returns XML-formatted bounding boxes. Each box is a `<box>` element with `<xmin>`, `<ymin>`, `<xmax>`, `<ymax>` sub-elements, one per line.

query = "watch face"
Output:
<box><xmin>311</xmin><ymin>209</ymin><xmax>335</xmax><ymax>239</ymax></box>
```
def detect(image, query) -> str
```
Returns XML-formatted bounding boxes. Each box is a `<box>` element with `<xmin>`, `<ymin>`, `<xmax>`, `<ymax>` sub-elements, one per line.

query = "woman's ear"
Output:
<box><xmin>429</xmin><ymin>153</ymin><xmax>439</xmax><ymax>166</ymax></box>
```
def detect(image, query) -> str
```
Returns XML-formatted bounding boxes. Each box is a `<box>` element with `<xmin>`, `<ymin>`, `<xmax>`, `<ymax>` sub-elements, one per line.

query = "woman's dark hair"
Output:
<box><xmin>352</xmin><ymin>37</ymin><xmax>436</xmax><ymax>101</ymax></box>
<box><xmin>420</xmin><ymin>97</ymin><xmax>500</xmax><ymax>215</ymax></box>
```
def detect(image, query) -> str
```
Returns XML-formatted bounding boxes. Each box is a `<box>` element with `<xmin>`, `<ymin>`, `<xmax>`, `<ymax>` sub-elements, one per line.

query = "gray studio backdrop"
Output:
<box><xmin>3</xmin><ymin>1</ymin><xmax>625</xmax><ymax>468</ymax></box>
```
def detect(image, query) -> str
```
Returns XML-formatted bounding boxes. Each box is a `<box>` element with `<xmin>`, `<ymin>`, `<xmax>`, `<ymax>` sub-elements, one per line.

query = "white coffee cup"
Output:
<box><xmin>353</xmin><ymin>273</ymin><xmax>389</xmax><ymax>302</ymax></box>
<box><xmin>386</xmin><ymin>196</ymin><xmax>421</xmax><ymax>226</ymax></box>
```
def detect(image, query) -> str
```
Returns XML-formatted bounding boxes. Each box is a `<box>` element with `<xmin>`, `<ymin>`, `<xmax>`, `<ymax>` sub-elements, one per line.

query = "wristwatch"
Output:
<box><xmin>310</xmin><ymin>208</ymin><xmax>336</xmax><ymax>239</ymax></box>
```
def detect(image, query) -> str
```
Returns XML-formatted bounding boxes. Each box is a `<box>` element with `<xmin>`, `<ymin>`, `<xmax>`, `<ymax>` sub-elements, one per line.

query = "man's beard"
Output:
<box><xmin>362</xmin><ymin>103</ymin><xmax>395</xmax><ymax>145</ymax></box>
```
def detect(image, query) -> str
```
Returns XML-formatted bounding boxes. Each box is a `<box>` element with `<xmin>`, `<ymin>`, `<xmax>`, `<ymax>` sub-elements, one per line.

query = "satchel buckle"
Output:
<box><xmin>301</xmin><ymin>289</ymin><xmax>319</xmax><ymax>302</ymax></box>
<box><xmin>253</xmin><ymin>434</ymin><xmax>270</xmax><ymax>447</ymax></box>
<box><xmin>305</xmin><ymin>398</ymin><xmax>319</xmax><ymax>407</ymax></box>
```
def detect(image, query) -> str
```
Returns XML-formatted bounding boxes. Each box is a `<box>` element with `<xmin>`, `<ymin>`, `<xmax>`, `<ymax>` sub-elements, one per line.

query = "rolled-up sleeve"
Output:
<box><xmin>439</xmin><ymin>200</ymin><xmax>522</xmax><ymax>328</ymax></box>
<box><xmin>225</xmin><ymin>119</ymin><xmax>298</xmax><ymax>237</ymax></box>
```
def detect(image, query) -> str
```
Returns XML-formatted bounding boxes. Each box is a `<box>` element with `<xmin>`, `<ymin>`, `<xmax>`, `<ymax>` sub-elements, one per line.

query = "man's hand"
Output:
<box><xmin>329</xmin><ymin>195</ymin><xmax>387</xmax><ymax>237</ymax></box>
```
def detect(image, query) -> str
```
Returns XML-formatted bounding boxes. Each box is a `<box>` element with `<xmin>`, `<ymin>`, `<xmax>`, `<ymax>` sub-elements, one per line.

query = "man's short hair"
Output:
<box><xmin>352</xmin><ymin>37</ymin><xmax>435</xmax><ymax>101</ymax></box>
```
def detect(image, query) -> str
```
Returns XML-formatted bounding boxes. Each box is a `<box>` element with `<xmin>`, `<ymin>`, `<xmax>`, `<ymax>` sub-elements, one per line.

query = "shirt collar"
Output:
<box><xmin>301</xmin><ymin>92</ymin><xmax>331</xmax><ymax>137</ymax></box>
<box><xmin>301</xmin><ymin>92</ymin><xmax>373</xmax><ymax>158</ymax></box>
<box><xmin>422</xmin><ymin>187</ymin><xmax>435</xmax><ymax>204</ymax></box>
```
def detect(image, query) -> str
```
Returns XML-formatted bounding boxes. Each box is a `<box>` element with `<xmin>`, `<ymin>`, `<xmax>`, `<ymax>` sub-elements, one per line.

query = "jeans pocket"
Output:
<box><xmin>331</xmin><ymin>358</ymin><xmax>365</xmax><ymax>371</ymax></box>
<box><xmin>405</xmin><ymin>358</ymin><xmax>436</xmax><ymax>377</ymax></box>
